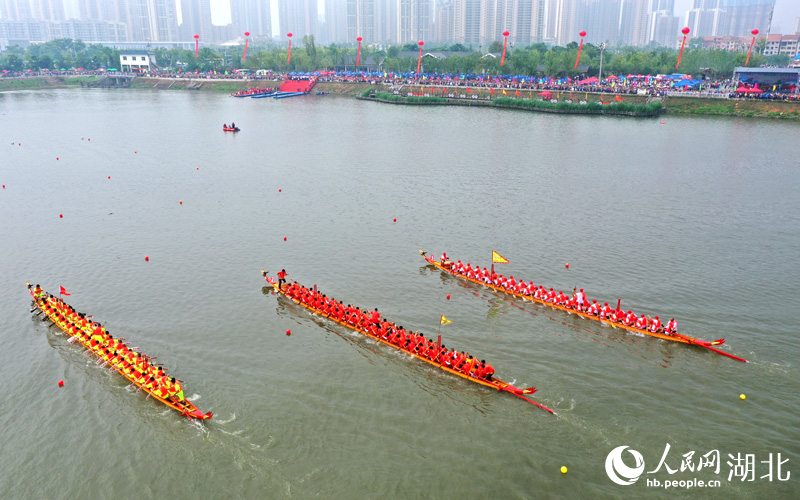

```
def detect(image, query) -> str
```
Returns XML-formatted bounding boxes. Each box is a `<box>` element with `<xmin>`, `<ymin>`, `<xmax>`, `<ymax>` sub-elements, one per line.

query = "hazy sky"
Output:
<box><xmin>207</xmin><ymin>0</ymin><xmax>800</xmax><ymax>36</ymax></box>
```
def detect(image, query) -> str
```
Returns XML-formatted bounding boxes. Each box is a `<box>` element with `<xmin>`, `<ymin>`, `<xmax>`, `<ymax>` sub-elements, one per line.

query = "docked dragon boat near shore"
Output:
<box><xmin>420</xmin><ymin>251</ymin><xmax>747</xmax><ymax>363</ymax></box>
<box><xmin>262</xmin><ymin>271</ymin><xmax>555</xmax><ymax>413</ymax></box>
<box><xmin>28</xmin><ymin>284</ymin><xmax>212</xmax><ymax>420</ymax></box>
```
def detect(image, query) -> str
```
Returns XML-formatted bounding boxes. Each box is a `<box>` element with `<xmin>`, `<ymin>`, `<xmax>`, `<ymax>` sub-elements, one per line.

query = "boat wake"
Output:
<box><xmin>214</xmin><ymin>412</ymin><xmax>237</xmax><ymax>425</ymax></box>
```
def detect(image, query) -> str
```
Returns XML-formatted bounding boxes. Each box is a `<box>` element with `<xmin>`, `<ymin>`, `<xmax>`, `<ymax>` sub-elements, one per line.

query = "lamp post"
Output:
<box><xmin>598</xmin><ymin>42</ymin><xmax>606</xmax><ymax>82</ymax></box>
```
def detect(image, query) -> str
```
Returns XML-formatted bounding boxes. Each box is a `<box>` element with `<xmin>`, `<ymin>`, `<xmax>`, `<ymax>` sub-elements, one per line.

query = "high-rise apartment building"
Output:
<box><xmin>453</xmin><ymin>0</ymin><xmax>481</xmax><ymax>44</ymax></box>
<box><xmin>618</xmin><ymin>0</ymin><xmax>650</xmax><ymax>46</ymax></box>
<box><xmin>647</xmin><ymin>0</ymin><xmax>679</xmax><ymax>47</ymax></box>
<box><xmin>128</xmin><ymin>0</ymin><xmax>178</xmax><ymax>42</ymax></box>
<box><xmin>724</xmin><ymin>0</ymin><xmax>774</xmax><ymax>36</ymax></box>
<box><xmin>397</xmin><ymin>0</ymin><xmax>429</xmax><ymax>44</ymax></box>
<box><xmin>179</xmin><ymin>0</ymin><xmax>214</xmax><ymax>40</ymax></box>
<box><xmin>686</xmin><ymin>0</ymin><xmax>774</xmax><ymax>37</ymax></box>
<box><xmin>230</xmin><ymin>0</ymin><xmax>272</xmax><ymax>38</ymax></box>
<box><xmin>277</xmin><ymin>0</ymin><xmax>318</xmax><ymax>40</ymax></box>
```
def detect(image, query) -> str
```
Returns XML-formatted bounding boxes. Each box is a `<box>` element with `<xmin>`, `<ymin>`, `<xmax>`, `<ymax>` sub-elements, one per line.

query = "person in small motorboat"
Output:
<box><xmin>231</xmin><ymin>122</ymin><xmax>236</xmax><ymax>129</ymax></box>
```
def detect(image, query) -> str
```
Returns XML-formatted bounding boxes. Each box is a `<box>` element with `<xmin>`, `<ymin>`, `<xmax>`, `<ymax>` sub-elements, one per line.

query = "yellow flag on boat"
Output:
<box><xmin>440</xmin><ymin>315</ymin><xmax>452</xmax><ymax>326</ymax></box>
<box><xmin>492</xmin><ymin>251</ymin><xmax>509</xmax><ymax>264</ymax></box>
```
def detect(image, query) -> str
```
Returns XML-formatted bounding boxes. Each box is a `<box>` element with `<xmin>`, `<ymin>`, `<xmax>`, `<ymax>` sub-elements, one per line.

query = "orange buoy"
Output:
<box><xmin>565</xmin><ymin>263</ymin><xmax>570</xmax><ymax>269</ymax></box>
<box><xmin>393</xmin><ymin>218</ymin><xmax>397</xmax><ymax>222</ymax></box>
<box><xmin>2</xmin><ymin>185</ymin><xmax>5</xmax><ymax>189</ymax></box>
<box><xmin>283</xmin><ymin>237</ymin><xmax>287</xmax><ymax>241</ymax></box>
<box><xmin>446</xmin><ymin>294</ymin><xmax>451</xmax><ymax>300</ymax></box>
<box><xmin>179</xmin><ymin>200</ymin><xmax>183</xmax><ymax>205</ymax></box>
<box><xmin>134</xmin><ymin>151</ymin><xmax>137</xmax><ymax>154</ymax></box>
<box><xmin>145</xmin><ymin>256</ymin><xmax>149</xmax><ymax>262</ymax></box>
<box><xmin>88</xmin><ymin>138</ymin><xmax>91</xmax><ymax>141</ymax></box>
<box><xmin>56</xmin><ymin>157</ymin><xmax>59</xmax><ymax>160</ymax></box>
<box><xmin>279</xmin><ymin>188</ymin><xmax>282</xmax><ymax>192</ymax></box>
<box><xmin>196</xmin><ymin>167</ymin><xmax>199</xmax><ymax>170</ymax></box>
<box><xmin>286</xmin><ymin>329</ymin><xmax>291</xmax><ymax>336</ymax></box>
<box><xmin>59</xmin><ymin>214</ymin><xmax>63</xmax><ymax>218</ymax></box>
<box><xmin>58</xmin><ymin>380</ymin><xmax>64</xmax><ymax>387</ymax></box>
<box><xmin>107</xmin><ymin>176</ymin><xmax>111</xmax><ymax>179</ymax></box>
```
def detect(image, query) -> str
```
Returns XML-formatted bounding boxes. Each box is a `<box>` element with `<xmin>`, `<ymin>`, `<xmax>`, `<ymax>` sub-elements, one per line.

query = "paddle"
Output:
<box><xmin>669</xmin><ymin>331</ymin><xmax>746</xmax><ymax>362</ymax></box>
<box><xmin>498</xmin><ymin>385</ymin><xmax>555</xmax><ymax>414</ymax></box>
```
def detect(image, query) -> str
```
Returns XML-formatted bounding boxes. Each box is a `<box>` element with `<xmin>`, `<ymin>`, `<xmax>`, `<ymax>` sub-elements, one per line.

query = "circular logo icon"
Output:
<box><xmin>605</xmin><ymin>446</ymin><xmax>645</xmax><ymax>486</ymax></box>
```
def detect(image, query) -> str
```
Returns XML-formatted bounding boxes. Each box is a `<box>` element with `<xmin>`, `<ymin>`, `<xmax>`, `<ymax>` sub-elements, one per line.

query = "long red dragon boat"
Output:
<box><xmin>420</xmin><ymin>251</ymin><xmax>747</xmax><ymax>363</ymax></box>
<box><xmin>262</xmin><ymin>272</ymin><xmax>555</xmax><ymax>413</ymax></box>
<box><xmin>28</xmin><ymin>284</ymin><xmax>212</xmax><ymax>420</ymax></box>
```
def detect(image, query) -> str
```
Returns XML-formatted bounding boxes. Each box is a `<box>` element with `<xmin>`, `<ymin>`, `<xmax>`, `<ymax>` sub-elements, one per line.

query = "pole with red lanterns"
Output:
<box><xmin>193</xmin><ymin>34</ymin><xmax>199</xmax><ymax>59</ymax></box>
<box><xmin>242</xmin><ymin>32</ymin><xmax>250</xmax><ymax>62</ymax></box>
<box><xmin>287</xmin><ymin>33</ymin><xmax>293</xmax><ymax>64</ymax></box>
<box><xmin>745</xmin><ymin>29</ymin><xmax>759</xmax><ymax>66</ymax></box>
<box><xmin>574</xmin><ymin>31</ymin><xmax>586</xmax><ymax>69</ymax></box>
<box><xmin>356</xmin><ymin>36</ymin><xmax>363</xmax><ymax>67</ymax></box>
<box><xmin>501</xmin><ymin>31</ymin><xmax>509</xmax><ymax>66</ymax></box>
<box><xmin>676</xmin><ymin>27</ymin><xmax>690</xmax><ymax>69</ymax></box>
<box><xmin>416</xmin><ymin>40</ymin><xmax>424</xmax><ymax>75</ymax></box>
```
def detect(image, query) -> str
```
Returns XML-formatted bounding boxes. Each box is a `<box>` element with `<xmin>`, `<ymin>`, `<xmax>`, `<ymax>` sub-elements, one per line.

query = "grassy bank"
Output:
<box><xmin>0</xmin><ymin>76</ymin><xmax>97</xmax><ymax>90</ymax></box>
<box><xmin>664</xmin><ymin>95</ymin><xmax>800</xmax><ymax>119</ymax></box>
<box><xmin>365</xmin><ymin>90</ymin><xmax>663</xmax><ymax>116</ymax></box>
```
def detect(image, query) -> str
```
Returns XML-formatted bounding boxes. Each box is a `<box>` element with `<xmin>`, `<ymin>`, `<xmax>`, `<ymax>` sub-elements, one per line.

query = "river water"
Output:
<box><xmin>1</xmin><ymin>89</ymin><xmax>798</xmax><ymax>499</ymax></box>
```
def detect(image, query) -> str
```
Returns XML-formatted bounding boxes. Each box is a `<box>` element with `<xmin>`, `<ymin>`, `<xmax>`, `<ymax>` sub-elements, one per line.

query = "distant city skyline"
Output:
<box><xmin>2</xmin><ymin>0</ymin><xmax>799</xmax><ymax>47</ymax></box>
<box><xmin>202</xmin><ymin>0</ymin><xmax>800</xmax><ymax>37</ymax></box>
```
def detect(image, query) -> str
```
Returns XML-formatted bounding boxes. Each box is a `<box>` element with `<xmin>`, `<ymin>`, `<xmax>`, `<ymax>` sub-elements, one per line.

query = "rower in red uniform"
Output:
<box><xmin>277</xmin><ymin>269</ymin><xmax>287</xmax><ymax>289</ymax></box>
<box><xmin>575</xmin><ymin>289</ymin><xmax>587</xmax><ymax>310</ymax></box>
<box><xmin>478</xmin><ymin>360</ymin><xmax>494</xmax><ymax>381</ymax></box>
<box><xmin>665</xmin><ymin>318</ymin><xmax>678</xmax><ymax>335</ymax></box>
<box><xmin>440</xmin><ymin>252</ymin><xmax>451</xmax><ymax>268</ymax></box>
<box><xmin>649</xmin><ymin>316</ymin><xmax>662</xmax><ymax>333</ymax></box>
<box><xmin>635</xmin><ymin>314</ymin><xmax>648</xmax><ymax>330</ymax></box>
<box><xmin>599</xmin><ymin>303</ymin><xmax>612</xmax><ymax>319</ymax></box>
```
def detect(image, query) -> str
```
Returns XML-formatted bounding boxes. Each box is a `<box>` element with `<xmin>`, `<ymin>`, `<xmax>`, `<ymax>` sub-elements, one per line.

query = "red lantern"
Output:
<box><xmin>745</xmin><ymin>29</ymin><xmax>759</xmax><ymax>66</ymax></box>
<box><xmin>194</xmin><ymin>34</ymin><xmax>199</xmax><ymax>60</ymax></box>
<box><xmin>417</xmin><ymin>40</ymin><xmax>424</xmax><ymax>75</ymax></box>
<box><xmin>574</xmin><ymin>31</ymin><xmax>586</xmax><ymax>69</ymax></box>
<box><xmin>676</xmin><ymin>27</ymin><xmax>690</xmax><ymax>69</ymax></box>
<box><xmin>356</xmin><ymin>36</ymin><xmax>363</xmax><ymax>67</ymax></box>
<box><xmin>501</xmin><ymin>31</ymin><xmax>510</xmax><ymax>67</ymax></box>
<box><xmin>243</xmin><ymin>32</ymin><xmax>250</xmax><ymax>62</ymax></box>
<box><xmin>287</xmin><ymin>33</ymin><xmax>293</xmax><ymax>64</ymax></box>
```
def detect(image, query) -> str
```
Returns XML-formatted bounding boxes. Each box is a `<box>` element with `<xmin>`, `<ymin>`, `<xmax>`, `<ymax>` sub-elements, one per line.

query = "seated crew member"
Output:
<box><xmin>649</xmin><ymin>316</ymin><xmax>662</xmax><ymax>333</ymax></box>
<box><xmin>635</xmin><ymin>314</ymin><xmax>648</xmax><ymax>330</ymax></box>
<box><xmin>168</xmin><ymin>377</ymin><xmax>185</xmax><ymax>404</ymax></box>
<box><xmin>665</xmin><ymin>318</ymin><xmax>678</xmax><ymax>335</ymax></box>
<box><xmin>479</xmin><ymin>361</ymin><xmax>495</xmax><ymax>381</ymax></box>
<box><xmin>277</xmin><ymin>269</ymin><xmax>287</xmax><ymax>289</ymax></box>
<box><xmin>575</xmin><ymin>289</ymin><xmax>587</xmax><ymax>310</ymax></box>
<box><xmin>440</xmin><ymin>252</ymin><xmax>451</xmax><ymax>268</ymax></box>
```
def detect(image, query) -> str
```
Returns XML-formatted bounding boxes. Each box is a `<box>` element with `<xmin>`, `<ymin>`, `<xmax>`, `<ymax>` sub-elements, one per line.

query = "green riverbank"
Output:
<box><xmin>2</xmin><ymin>75</ymin><xmax>798</xmax><ymax>120</ymax></box>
